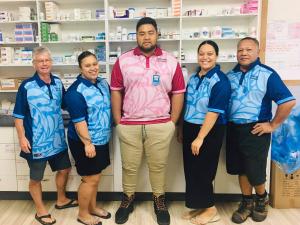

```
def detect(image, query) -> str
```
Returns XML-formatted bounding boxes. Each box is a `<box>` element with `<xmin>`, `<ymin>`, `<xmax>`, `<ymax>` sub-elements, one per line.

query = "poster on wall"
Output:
<box><xmin>265</xmin><ymin>20</ymin><xmax>300</xmax><ymax>80</ymax></box>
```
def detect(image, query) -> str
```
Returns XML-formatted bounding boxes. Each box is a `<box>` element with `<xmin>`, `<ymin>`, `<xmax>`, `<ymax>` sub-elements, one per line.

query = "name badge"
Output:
<box><xmin>152</xmin><ymin>74</ymin><xmax>160</xmax><ymax>86</ymax></box>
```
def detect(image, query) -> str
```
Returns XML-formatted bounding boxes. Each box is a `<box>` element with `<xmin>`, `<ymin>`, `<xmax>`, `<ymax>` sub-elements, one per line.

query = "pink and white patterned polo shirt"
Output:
<box><xmin>111</xmin><ymin>47</ymin><xmax>185</xmax><ymax>125</ymax></box>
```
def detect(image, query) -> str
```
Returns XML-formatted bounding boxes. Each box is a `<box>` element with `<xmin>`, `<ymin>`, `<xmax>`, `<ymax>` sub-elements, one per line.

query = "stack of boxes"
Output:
<box><xmin>41</xmin><ymin>23</ymin><xmax>61</xmax><ymax>42</ymax></box>
<box><xmin>172</xmin><ymin>0</ymin><xmax>181</xmax><ymax>16</ymax></box>
<box><xmin>74</xmin><ymin>9</ymin><xmax>92</xmax><ymax>20</ymax></box>
<box><xmin>49</xmin><ymin>24</ymin><xmax>60</xmax><ymax>41</ymax></box>
<box><xmin>0</xmin><ymin>11</ymin><xmax>12</xmax><ymax>22</ymax></box>
<box><xmin>241</xmin><ymin>0</ymin><xmax>258</xmax><ymax>14</ymax></box>
<box><xmin>41</xmin><ymin>23</ymin><xmax>50</xmax><ymax>42</ymax></box>
<box><xmin>14</xmin><ymin>23</ymin><xmax>37</xmax><ymax>42</ymax></box>
<box><xmin>45</xmin><ymin>1</ymin><xmax>59</xmax><ymax>21</ymax></box>
<box><xmin>0</xmin><ymin>47</ymin><xmax>14</xmax><ymax>64</ymax></box>
<box><xmin>95</xmin><ymin>9</ymin><xmax>105</xmax><ymax>20</ymax></box>
<box><xmin>145</xmin><ymin>8</ymin><xmax>168</xmax><ymax>18</ymax></box>
<box><xmin>156</xmin><ymin>8</ymin><xmax>168</xmax><ymax>17</ymax></box>
<box><xmin>95</xmin><ymin>45</ymin><xmax>106</xmax><ymax>62</ymax></box>
<box><xmin>18</xmin><ymin>7</ymin><xmax>34</xmax><ymax>21</ymax></box>
<box><xmin>14</xmin><ymin>47</ymin><xmax>32</xmax><ymax>64</ymax></box>
<box><xmin>222</xmin><ymin>27</ymin><xmax>235</xmax><ymax>38</ymax></box>
<box><xmin>0</xmin><ymin>47</ymin><xmax>33</xmax><ymax>65</ymax></box>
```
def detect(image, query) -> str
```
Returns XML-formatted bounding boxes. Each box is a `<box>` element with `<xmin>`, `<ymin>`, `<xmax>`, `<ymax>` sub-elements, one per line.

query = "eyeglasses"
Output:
<box><xmin>33</xmin><ymin>59</ymin><xmax>52</xmax><ymax>64</ymax></box>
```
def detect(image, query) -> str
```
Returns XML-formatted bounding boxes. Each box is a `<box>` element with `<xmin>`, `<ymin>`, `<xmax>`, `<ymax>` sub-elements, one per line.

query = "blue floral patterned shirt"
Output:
<box><xmin>13</xmin><ymin>73</ymin><xmax>67</xmax><ymax>160</ymax></box>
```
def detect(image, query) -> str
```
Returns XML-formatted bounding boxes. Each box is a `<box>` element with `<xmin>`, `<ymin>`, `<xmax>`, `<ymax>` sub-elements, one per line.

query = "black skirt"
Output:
<box><xmin>182</xmin><ymin>121</ymin><xmax>225</xmax><ymax>209</ymax></box>
<box><xmin>68</xmin><ymin>137</ymin><xmax>110</xmax><ymax>176</ymax></box>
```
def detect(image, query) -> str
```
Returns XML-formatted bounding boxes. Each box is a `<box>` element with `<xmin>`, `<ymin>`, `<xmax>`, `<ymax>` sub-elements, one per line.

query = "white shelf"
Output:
<box><xmin>0</xmin><ymin>64</ymin><xmax>32</xmax><ymax>67</ymax></box>
<box><xmin>0</xmin><ymin>42</ymin><xmax>38</xmax><ymax>45</ymax></box>
<box><xmin>182</xmin><ymin>60</ymin><xmax>237</xmax><ymax>64</ymax></box>
<box><xmin>0</xmin><ymin>62</ymin><xmax>107</xmax><ymax>67</ymax></box>
<box><xmin>108</xmin><ymin>16</ymin><xmax>180</xmax><ymax>22</ymax></box>
<box><xmin>109</xmin><ymin>40</ymin><xmax>136</xmax><ymax>43</ymax></box>
<box><xmin>0</xmin><ymin>90</ymin><xmax>18</xmax><ymax>93</ymax></box>
<box><xmin>52</xmin><ymin>63</ymin><xmax>79</xmax><ymax>66</ymax></box>
<box><xmin>109</xmin><ymin>39</ymin><xmax>179</xmax><ymax>43</ymax></box>
<box><xmin>0</xmin><ymin>0</ymin><xmax>35</xmax><ymax>2</ymax></box>
<box><xmin>182</xmin><ymin>37</ymin><xmax>241</xmax><ymax>41</ymax></box>
<box><xmin>42</xmin><ymin>40</ymin><xmax>105</xmax><ymax>44</ymax></box>
<box><xmin>0</xmin><ymin>20</ymin><xmax>37</xmax><ymax>24</ymax></box>
<box><xmin>181</xmin><ymin>13</ymin><xmax>258</xmax><ymax>20</ymax></box>
<box><xmin>158</xmin><ymin>39</ymin><xmax>180</xmax><ymax>42</ymax></box>
<box><xmin>53</xmin><ymin>62</ymin><xmax>106</xmax><ymax>66</ymax></box>
<box><xmin>40</xmin><ymin>19</ymin><xmax>105</xmax><ymax>23</ymax></box>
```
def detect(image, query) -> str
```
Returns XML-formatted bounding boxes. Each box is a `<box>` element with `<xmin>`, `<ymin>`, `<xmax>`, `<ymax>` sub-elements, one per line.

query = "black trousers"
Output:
<box><xmin>182</xmin><ymin>121</ymin><xmax>225</xmax><ymax>209</ymax></box>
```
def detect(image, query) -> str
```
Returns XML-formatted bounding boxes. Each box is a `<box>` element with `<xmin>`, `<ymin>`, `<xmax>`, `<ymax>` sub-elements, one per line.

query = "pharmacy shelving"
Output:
<box><xmin>0</xmin><ymin>0</ymin><xmax>261</xmax><ymax>90</ymax></box>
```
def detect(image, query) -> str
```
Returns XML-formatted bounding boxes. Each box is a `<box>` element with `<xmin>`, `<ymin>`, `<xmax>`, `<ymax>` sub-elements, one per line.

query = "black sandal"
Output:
<box><xmin>35</xmin><ymin>214</ymin><xmax>56</xmax><ymax>225</ymax></box>
<box><xmin>91</xmin><ymin>211</ymin><xmax>111</xmax><ymax>219</ymax></box>
<box><xmin>54</xmin><ymin>199</ymin><xmax>78</xmax><ymax>209</ymax></box>
<box><xmin>77</xmin><ymin>218</ymin><xmax>102</xmax><ymax>225</ymax></box>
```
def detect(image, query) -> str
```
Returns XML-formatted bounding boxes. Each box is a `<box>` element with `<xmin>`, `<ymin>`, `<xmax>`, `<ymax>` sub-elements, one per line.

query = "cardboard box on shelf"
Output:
<box><xmin>0</xmin><ymin>77</ymin><xmax>26</xmax><ymax>90</ymax></box>
<box><xmin>0</xmin><ymin>79</ymin><xmax>18</xmax><ymax>90</ymax></box>
<box><xmin>270</xmin><ymin>161</ymin><xmax>300</xmax><ymax>208</ymax></box>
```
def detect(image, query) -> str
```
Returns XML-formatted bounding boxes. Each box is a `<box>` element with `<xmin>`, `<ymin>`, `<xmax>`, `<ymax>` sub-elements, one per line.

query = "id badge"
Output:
<box><xmin>152</xmin><ymin>74</ymin><xmax>160</xmax><ymax>86</ymax></box>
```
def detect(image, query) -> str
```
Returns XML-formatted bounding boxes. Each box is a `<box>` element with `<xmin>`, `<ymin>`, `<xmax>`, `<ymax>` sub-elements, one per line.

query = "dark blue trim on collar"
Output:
<box><xmin>233</xmin><ymin>58</ymin><xmax>261</xmax><ymax>73</ymax></box>
<box><xmin>34</xmin><ymin>72</ymin><xmax>56</xmax><ymax>87</ymax></box>
<box><xmin>77</xmin><ymin>74</ymin><xmax>102</xmax><ymax>87</ymax></box>
<box><xmin>194</xmin><ymin>64</ymin><xmax>221</xmax><ymax>79</ymax></box>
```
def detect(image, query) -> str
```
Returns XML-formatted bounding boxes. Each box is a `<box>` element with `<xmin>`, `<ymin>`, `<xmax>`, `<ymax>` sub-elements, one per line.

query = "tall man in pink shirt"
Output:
<box><xmin>111</xmin><ymin>17</ymin><xmax>185</xmax><ymax>225</ymax></box>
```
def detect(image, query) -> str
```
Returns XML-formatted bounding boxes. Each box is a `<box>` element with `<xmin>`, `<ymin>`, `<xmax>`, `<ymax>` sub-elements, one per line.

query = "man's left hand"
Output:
<box><xmin>252</xmin><ymin>122</ymin><xmax>274</xmax><ymax>136</ymax></box>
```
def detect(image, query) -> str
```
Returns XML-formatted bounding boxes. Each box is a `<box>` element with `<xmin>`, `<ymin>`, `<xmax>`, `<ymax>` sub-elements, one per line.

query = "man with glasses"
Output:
<box><xmin>13</xmin><ymin>46</ymin><xmax>77</xmax><ymax>225</ymax></box>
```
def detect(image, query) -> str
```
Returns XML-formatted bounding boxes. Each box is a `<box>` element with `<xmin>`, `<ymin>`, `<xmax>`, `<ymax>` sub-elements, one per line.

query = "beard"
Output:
<box><xmin>138</xmin><ymin>43</ymin><xmax>156</xmax><ymax>54</ymax></box>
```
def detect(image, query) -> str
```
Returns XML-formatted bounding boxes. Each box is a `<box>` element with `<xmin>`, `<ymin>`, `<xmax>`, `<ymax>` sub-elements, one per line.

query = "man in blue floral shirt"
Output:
<box><xmin>13</xmin><ymin>46</ymin><xmax>77</xmax><ymax>225</ymax></box>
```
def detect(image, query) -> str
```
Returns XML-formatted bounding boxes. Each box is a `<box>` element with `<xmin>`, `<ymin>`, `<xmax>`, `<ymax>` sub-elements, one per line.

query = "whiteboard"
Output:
<box><xmin>265</xmin><ymin>0</ymin><xmax>300</xmax><ymax>81</ymax></box>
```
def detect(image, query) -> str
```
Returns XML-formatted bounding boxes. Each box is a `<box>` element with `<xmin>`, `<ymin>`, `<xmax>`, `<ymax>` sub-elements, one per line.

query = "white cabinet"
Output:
<box><xmin>0</xmin><ymin>127</ymin><xmax>17</xmax><ymax>191</ymax></box>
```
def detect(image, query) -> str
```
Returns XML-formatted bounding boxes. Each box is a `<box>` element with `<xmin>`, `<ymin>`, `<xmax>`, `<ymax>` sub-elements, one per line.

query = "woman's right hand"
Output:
<box><xmin>20</xmin><ymin>137</ymin><xmax>31</xmax><ymax>153</ymax></box>
<box><xmin>85</xmin><ymin>143</ymin><xmax>96</xmax><ymax>158</ymax></box>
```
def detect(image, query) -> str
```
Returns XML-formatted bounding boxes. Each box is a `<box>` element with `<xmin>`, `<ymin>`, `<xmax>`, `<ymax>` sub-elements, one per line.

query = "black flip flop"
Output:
<box><xmin>91</xmin><ymin>211</ymin><xmax>111</xmax><ymax>219</ymax></box>
<box><xmin>54</xmin><ymin>199</ymin><xmax>78</xmax><ymax>209</ymax></box>
<box><xmin>77</xmin><ymin>218</ymin><xmax>102</xmax><ymax>225</ymax></box>
<box><xmin>35</xmin><ymin>214</ymin><xmax>56</xmax><ymax>225</ymax></box>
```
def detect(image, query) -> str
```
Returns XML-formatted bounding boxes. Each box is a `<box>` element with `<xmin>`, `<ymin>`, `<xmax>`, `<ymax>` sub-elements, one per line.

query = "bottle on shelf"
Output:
<box><xmin>0</xmin><ymin>30</ymin><xmax>3</xmax><ymax>43</ymax></box>
<box><xmin>117</xmin><ymin>46</ymin><xmax>121</xmax><ymax>57</ymax></box>
<box><xmin>158</xmin><ymin>28</ymin><xmax>162</xmax><ymax>39</ymax></box>
<box><xmin>181</xmin><ymin>48</ymin><xmax>185</xmax><ymax>61</ymax></box>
